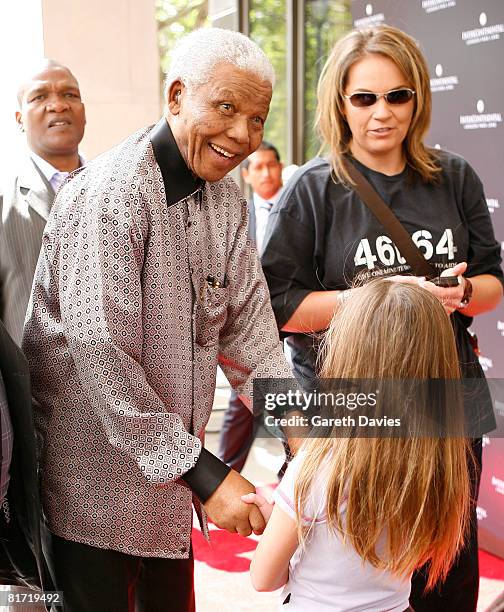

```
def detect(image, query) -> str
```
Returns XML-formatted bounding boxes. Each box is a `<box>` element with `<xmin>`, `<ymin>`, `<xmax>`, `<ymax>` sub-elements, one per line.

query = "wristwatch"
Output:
<box><xmin>459</xmin><ymin>277</ymin><xmax>473</xmax><ymax>309</ymax></box>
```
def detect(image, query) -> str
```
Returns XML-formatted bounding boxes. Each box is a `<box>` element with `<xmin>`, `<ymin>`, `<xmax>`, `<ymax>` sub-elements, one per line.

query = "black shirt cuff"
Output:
<box><xmin>182</xmin><ymin>447</ymin><xmax>231</xmax><ymax>503</ymax></box>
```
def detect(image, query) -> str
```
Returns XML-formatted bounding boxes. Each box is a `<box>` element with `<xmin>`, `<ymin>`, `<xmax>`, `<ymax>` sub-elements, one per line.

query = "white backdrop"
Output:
<box><xmin>0</xmin><ymin>1</ymin><xmax>44</xmax><ymax>185</ymax></box>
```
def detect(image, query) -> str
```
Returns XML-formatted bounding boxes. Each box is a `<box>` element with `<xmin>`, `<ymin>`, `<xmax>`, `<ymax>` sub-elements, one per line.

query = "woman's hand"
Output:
<box><xmin>388</xmin><ymin>262</ymin><xmax>468</xmax><ymax>315</ymax></box>
<box><xmin>241</xmin><ymin>492</ymin><xmax>274</xmax><ymax>522</ymax></box>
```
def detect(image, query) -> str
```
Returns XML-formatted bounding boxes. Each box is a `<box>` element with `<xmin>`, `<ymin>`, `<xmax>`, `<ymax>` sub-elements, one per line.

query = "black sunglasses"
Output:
<box><xmin>343</xmin><ymin>88</ymin><xmax>416</xmax><ymax>108</ymax></box>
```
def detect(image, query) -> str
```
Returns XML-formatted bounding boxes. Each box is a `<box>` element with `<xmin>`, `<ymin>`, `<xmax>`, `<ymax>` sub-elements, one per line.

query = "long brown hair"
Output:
<box><xmin>295</xmin><ymin>279</ymin><xmax>471</xmax><ymax>591</ymax></box>
<box><xmin>315</xmin><ymin>25</ymin><xmax>441</xmax><ymax>186</ymax></box>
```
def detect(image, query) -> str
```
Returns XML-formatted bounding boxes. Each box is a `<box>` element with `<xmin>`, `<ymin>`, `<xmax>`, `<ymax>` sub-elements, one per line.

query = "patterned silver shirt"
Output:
<box><xmin>22</xmin><ymin>120</ymin><xmax>291</xmax><ymax>558</ymax></box>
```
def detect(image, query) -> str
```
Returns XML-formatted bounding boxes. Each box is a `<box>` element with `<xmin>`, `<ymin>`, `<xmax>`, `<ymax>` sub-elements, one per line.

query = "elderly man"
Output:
<box><xmin>0</xmin><ymin>60</ymin><xmax>86</xmax><ymax>345</ymax></box>
<box><xmin>23</xmin><ymin>28</ymin><xmax>292</xmax><ymax>611</ymax></box>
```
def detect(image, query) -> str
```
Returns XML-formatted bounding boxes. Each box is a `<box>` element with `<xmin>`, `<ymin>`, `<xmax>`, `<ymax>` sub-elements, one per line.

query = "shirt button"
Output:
<box><xmin>180</xmin><ymin>546</ymin><xmax>187</xmax><ymax>553</ymax></box>
<box><xmin>186</xmin><ymin>221</ymin><xmax>192</xmax><ymax>228</ymax></box>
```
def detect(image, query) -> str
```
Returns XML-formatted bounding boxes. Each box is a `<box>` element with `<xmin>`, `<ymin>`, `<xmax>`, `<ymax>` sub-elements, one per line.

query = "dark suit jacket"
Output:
<box><xmin>0</xmin><ymin>157</ymin><xmax>55</xmax><ymax>345</ymax></box>
<box><xmin>0</xmin><ymin>320</ymin><xmax>52</xmax><ymax>591</ymax></box>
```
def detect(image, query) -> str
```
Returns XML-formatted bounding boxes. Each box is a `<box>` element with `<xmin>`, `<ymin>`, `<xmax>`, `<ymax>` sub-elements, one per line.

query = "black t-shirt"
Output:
<box><xmin>261</xmin><ymin>151</ymin><xmax>503</xmax><ymax>430</ymax></box>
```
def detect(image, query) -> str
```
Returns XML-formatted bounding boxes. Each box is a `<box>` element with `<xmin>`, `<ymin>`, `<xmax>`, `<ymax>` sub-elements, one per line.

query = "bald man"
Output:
<box><xmin>0</xmin><ymin>59</ymin><xmax>86</xmax><ymax>344</ymax></box>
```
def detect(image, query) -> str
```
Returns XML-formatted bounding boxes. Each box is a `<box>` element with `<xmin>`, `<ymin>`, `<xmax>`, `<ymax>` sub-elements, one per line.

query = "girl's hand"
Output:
<box><xmin>241</xmin><ymin>493</ymin><xmax>274</xmax><ymax>522</ymax></box>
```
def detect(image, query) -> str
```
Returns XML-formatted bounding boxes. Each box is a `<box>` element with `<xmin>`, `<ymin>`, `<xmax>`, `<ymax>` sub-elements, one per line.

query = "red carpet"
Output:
<box><xmin>192</xmin><ymin>526</ymin><xmax>257</xmax><ymax>573</ymax></box>
<box><xmin>479</xmin><ymin>549</ymin><xmax>504</xmax><ymax>581</ymax></box>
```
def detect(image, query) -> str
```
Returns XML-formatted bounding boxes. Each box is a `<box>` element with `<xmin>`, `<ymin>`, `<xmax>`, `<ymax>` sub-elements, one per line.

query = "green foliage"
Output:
<box><xmin>155</xmin><ymin>0</ymin><xmax>209</xmax><ymax>100</ymax></box>
<box><xmin>249</xmin><ymin>0</ymin><xmax>352</xmax><ymax>163</ymax></box>
<box><xmin>304</xmin><ymin>0</ymin><xmax>352</xmax><ymax>160</ymax></box>
<box><xmin>249</xmin><ymin>0</ymin><xmax>288</xmax><ymax>162</ymax></box>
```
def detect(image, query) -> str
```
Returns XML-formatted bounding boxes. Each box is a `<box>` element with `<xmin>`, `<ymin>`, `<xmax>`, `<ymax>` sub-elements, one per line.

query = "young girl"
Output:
<box><xmin>243</xmin><ymin>279</ymin><xmax>472</xmax><ymax>611</ymax></box>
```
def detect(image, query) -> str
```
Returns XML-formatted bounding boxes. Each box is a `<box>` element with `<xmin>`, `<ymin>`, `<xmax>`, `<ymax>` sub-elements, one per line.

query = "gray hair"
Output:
<box><xmin>164</xmin><ymin>28</ymin><xmax>275</xmax><ymax>95</ymax></box>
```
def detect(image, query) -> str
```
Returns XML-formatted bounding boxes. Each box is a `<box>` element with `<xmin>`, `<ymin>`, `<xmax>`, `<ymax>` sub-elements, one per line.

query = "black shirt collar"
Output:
<box><xmin>150</xmin><ymin>117</ymin><xmax>204</xmax><ymax>206</ymax></box>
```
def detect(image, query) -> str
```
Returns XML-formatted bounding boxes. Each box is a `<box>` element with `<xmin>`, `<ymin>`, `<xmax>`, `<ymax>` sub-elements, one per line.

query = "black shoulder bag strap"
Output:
<box><xmin>343</xmin><ymin>159</ymin><xmax>437</xmax><ymax>279</ymax></box>
<box><xmin>343</xmin><ymin>160</ymin><xmax>484</xmax><ymax>357</ymax></box>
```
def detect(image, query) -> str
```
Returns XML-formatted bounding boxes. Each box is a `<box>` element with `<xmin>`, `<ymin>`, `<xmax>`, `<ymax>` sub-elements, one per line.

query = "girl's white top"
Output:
<box><xmin>273</xmin><ymin>452</ymin><xmax>411</xmax><ymax>611</ymax></box>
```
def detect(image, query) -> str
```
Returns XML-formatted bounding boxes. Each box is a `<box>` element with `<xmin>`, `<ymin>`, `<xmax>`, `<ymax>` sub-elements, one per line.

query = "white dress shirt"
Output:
<box><xmin>253</xmin><ymin>189</ymin><xmax>282</xmax><ymax>254</ymax></box>
<box><xmin>30</xmin><ymin>152</ymin><xmax>84</xmax><ymax>193</ymax></box>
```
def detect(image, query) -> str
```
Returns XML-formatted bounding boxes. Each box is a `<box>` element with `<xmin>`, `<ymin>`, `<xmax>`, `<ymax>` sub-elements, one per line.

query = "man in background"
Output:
<box><xmin>0</xmin><ymin>59</ymin><xmax>86</xmax><ymax>345</ymax></box>
<box><xmin>218</xmin><ymin>141</ymin><xmax>283</xmax><ymax>472</ymax></box>
<box><xmin>0</xmin><ymin>57</ymin><xmax>83</xmax><ymax>598</ymax></box>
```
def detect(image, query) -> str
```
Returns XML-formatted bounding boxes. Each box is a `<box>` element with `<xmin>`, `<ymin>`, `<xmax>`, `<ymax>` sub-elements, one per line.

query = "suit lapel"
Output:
<box><xmin>17</xmin><ymin>157</ymin><xmax>55</xmax><ymax>221</ymax></box>
<box><xmin>247</xmin><ymin>198</ymin><xmax>256</xmax><ymax>243</ymax></box>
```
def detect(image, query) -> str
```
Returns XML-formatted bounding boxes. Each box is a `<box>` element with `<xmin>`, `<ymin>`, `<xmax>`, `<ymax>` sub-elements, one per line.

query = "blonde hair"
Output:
<box><xmin>315</xmin><ymin>25</ymin><xmax>441</xmax><ymax>186</ymax></box>
<box><xmin>295</xmin><ymin>279</ymin><xmax>472</xmax><ymax>591</ymax></box>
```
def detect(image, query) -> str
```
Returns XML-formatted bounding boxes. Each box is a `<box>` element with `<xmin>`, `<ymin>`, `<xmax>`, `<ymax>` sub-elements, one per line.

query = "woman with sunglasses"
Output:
<box><xmin>261</xmin><ymin>25</ymin><xmax>503</xmax><ymax>612</ymax></box>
